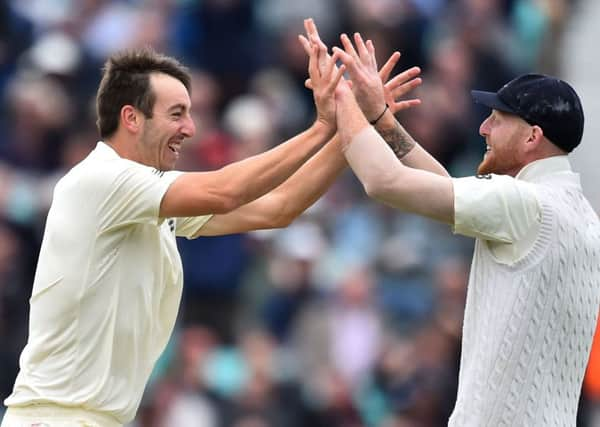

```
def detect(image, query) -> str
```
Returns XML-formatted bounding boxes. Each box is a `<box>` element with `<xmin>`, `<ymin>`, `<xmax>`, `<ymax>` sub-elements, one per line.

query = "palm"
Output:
<box><xmin>333</xmin><ymin>34</ymin><xmax>422</xmax><ymax>120</ymax></box>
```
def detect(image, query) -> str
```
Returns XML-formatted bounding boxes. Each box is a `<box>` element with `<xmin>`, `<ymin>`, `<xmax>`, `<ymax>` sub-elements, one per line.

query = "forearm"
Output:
<box><xmin>272</xmin><ymin>135</ymin><xmax>346</xmax><ymax>222</ymax></box>
<box><xmin>343</xmin><ymin>126</ymin><xmax>454</xmax><ymax>223</ymax></box>
<box><xmin>343</xmin><ymin>125</ymin><xmax>408</xmax><ymax>202</ymax></box>
<box><xmin>221</xmin><ymin>121</ymin><xmax>334</xmax><ymax>206</ymax></box>
<box><xmin>374</xmin><ymin>111</ymin><xmax>450</xmax><ymax>177</ymax></box>
<box><xmin>194</xmin><ymin>135</ymin><xmax>346</xmax><ymax>236</ymax></box>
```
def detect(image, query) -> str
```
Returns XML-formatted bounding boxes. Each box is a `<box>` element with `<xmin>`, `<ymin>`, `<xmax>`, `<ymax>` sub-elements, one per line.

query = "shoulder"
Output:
<box><xmin>453</xmin><ymin>174</ymin><xmax>539</xmax><ymax>202</ymax></box>
<box><xmin>57</xmin><ymin>153</ymin><xmax>159</xmax><ymax>198</ymax></box>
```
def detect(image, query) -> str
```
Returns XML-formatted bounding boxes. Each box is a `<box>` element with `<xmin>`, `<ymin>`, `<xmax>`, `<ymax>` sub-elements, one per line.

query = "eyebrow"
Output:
<box><xmin>167</xmin><ymin>103</ymin><xmax>189</xmax><ymax>113</ymax></box>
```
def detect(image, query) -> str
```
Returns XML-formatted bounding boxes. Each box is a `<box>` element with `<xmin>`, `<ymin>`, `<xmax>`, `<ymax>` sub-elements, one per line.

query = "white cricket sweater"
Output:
<box><xmin>449</xmin><ymin>168</ymin><xmax>600</xmax><ymax>426</ymax></box>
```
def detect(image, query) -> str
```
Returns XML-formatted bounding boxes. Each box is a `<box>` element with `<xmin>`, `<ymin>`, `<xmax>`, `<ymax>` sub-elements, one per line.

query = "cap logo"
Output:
<box><xmin>553</xmin><ymin>97</ymin><xmax>572</xmax><ymax>113</ymax></box>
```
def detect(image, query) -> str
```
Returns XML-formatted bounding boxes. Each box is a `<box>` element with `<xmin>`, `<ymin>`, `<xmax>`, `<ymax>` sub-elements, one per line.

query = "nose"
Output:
<box><xmin>181</xmin><ymin>116</ymin><xmax>196</xmax><ymax>138</ymax></box>
<box><xmin>479</xmin><ymin>114</ymin><xmax>492</xmax><ymax>137</ymax></box>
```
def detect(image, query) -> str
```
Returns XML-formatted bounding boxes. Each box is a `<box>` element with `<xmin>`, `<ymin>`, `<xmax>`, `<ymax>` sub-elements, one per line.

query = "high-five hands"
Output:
<box><xmin>333</xmin><ymin>33</ymin><xmax>422</xmax><ymax>121</ymax></box>
<box><xmin>299</xmin><ymin>19</ymin><xmax>422</xmax><ymax>129</ymax></box>
<box><xmin>298</xmin><ymin>19</ymin><xmax>347</xmax><ymax>132</ymax></box>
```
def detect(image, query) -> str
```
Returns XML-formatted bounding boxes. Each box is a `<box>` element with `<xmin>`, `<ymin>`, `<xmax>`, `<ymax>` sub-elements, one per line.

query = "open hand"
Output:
<box><xmin>379</xmin><ymin>52</ymin><xmax>422</xmax><ymax>114</ymax></box>
<box><xmin>298</xmin><ymin>19</ymin><xmax>347</xmax><ymax>130</ymax></box>
<box><xmin>333</xmin><ymin>33</ymin><xmax>422</xmax><ymax>120</ymax></box>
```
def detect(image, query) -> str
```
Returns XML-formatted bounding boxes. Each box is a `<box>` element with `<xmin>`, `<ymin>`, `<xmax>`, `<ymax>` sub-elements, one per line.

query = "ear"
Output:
<box><xmin>120</xmin><ymin>105</ymin><xmax>143</xmax><ymax>134</ymax></box>
<box><xmin>524</xmin><ymin>125</ymin><xmax>544</xmax><ymax>152</ymax></box>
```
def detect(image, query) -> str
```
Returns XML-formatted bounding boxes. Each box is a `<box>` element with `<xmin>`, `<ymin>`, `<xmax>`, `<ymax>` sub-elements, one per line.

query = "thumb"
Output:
<box><xmin>305</xmin><ymin>78</ymin><xmax>314</xmax><ymax>90</ymax></box>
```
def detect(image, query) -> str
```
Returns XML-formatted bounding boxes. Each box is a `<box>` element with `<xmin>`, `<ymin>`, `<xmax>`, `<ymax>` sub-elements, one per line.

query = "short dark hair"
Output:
<box><xmin>96</xmin><ymin>47</ymin><xmax>191</xmax><ymax>139</ymax></box>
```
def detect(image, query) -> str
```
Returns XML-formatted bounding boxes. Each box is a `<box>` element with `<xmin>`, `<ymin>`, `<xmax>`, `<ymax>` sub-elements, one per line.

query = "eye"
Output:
<box><xmin>171</xmin><ymin>111</ymin><xmax>182</xmax><ymax>119</ymax></box>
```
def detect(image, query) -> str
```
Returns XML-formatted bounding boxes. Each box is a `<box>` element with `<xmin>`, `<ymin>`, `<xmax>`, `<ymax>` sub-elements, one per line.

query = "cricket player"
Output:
<box><xmin>330</xmin><ymin>30</ymin><xmax>600</xmax><ymax>426</ymax></box>
<box><xmin>1</xmin><ymin>19</ymin><xmax>422</xmax><ymax>426</ymax></box>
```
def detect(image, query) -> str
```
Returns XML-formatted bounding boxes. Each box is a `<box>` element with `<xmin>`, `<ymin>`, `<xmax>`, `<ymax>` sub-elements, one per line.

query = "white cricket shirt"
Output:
<box><xmin>4</xmin><ymin>142</ymin><xmax>211</xmax><ymax>424</ymax></box>
<box><xmin>449</xmin><ymin>155</ymin><xmax>600</xmax><ymax>426</ymax></box>
<box><xmin>451</xmin><ymin>157</ymin><xmax>564</xmax><ymax>263</ymax></box>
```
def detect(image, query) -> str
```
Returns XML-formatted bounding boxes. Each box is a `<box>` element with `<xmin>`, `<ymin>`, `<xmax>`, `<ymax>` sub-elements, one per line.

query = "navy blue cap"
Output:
<box><xmin>472</xmin><ymin>74</ymin><xmax>584</xmax><ymax>152</ymax></box>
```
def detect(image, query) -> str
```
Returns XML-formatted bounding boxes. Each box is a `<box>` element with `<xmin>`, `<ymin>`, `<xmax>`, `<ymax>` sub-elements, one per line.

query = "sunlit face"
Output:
<box><xmin>477</xmin><ymin>110</ymin><xmax>531</xmax><ymax>177</ymax></box>
<box><xmin>138</xmin><ymin>73</ymin><xmax>195</xmax><ymax>171</ymax></box>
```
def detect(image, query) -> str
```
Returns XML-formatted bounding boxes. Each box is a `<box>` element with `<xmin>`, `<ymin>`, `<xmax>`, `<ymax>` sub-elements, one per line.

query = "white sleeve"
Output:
<box><xmin>98</xmin><ymin>165</ymin><xmax>182</xmax><ymax>232</ymax></box>
<box><xmin>452</xmin><ymin>174</ymin><xmax>541</xmax><ymax>243</ymax></box>
<box><xmin>175</xmin><ymin>215</ymin><xmax>213</xmax><ymax>239</ymax></box>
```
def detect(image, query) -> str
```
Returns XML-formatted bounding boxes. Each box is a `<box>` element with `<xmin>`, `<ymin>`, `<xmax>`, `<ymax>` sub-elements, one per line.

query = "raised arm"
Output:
<box><xmin>159</xmin><ymin>35</ymin><xmax>344</xmax><ymax>219</ymax></box>
<box><xmin>334</xmin><ymin>33</ymin><xmax>450</xmax><ymax>178</ymax></box>
<box><xmin>160</xmin><ymin>122</ymin><xmax>332</xmax><ymax>218</ymax></box>
<box><xmin>197</xmin><ymin>18</ymin><xmax>425</xmax><ymax>236</ymax></box>
<box><xmin>336</xmin><ymin>78</ymin><xmax>454</xmax><ymax>224</ymax></box>
<box><xmin>197</xmin><ymin>19</ymin><xmax>349</xmax><ymax>235</ymax></box>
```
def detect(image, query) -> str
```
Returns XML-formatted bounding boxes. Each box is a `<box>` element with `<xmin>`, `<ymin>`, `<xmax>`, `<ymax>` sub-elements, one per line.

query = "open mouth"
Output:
<box><xmin>168</xmin><ymin>141</ymin><xmax>181</xmax><ymax>154</ymax></box>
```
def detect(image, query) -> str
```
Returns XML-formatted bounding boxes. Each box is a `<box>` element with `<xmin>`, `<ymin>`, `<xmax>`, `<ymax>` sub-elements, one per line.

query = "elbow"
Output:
<box><xmin>214</xmin><ymin>197</ymin><xmax>240</xmax><ymax>214</ymax></box>
<box><xmin>363</xmin><ymin>178</ymin><xmax>394</xmax><ymax>203</ymax></box>
<box><xmin>204</xmin><ymin>191</ymin><xmax>245</xmax><ymax>215</ymax></box>
<box><xmin>272</xmin><ymin>212</ymin><xmax>295</xmax><ymax>229</ymax></box>
<box><xmin>262</xmin><ymin>193</ymin><xmax>298</xmax><ymax>229</ymax></box>
<box><xmin>267</xmin><ymin>199</ymin><xmax>297</xmax><ymax>229</ymax></box>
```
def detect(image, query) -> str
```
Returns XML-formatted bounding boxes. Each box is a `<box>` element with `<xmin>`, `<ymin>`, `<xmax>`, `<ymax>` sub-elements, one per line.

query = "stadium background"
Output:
<box><xmin>1</xmin><ymin>0</ymin><xmax>599</xmax><ymax>426</ymax></box>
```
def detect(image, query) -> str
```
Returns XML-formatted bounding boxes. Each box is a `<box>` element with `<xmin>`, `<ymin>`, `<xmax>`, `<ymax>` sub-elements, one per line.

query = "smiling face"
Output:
<box><xmin>477</xmin><ymin>109</ymin><xmax>532</xmax><ymax>177</ymax></box>
<box><xmin>138</xmin><ymin>73</ymin><xmax>196</xmax><ymax>171</ymax></box>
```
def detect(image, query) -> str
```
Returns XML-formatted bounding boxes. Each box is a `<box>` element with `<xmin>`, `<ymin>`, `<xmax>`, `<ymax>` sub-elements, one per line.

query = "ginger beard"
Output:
<box><xmin>477</xmin><ymin>112</ymin><xmax>529</xmax><ymax>177</ymax></box>
<box><xmin>477</xmin><ymin>138</ymin><xmax>521</xmax><ymax>176</ymax></box>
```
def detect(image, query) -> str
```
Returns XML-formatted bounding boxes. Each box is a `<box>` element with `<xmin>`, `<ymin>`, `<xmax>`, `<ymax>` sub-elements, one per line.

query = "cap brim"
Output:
<box><xmin>471</xmin><ymin>90</ymin><xmax>515</xmax><ymax>114</ymax></box>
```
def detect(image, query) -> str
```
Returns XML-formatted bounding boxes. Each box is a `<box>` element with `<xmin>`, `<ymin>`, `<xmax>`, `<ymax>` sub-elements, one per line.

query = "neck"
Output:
<box><xmin>105</xmin><ymin>135</ymin><xmax>140</xmax><ymax>163</ymax></box>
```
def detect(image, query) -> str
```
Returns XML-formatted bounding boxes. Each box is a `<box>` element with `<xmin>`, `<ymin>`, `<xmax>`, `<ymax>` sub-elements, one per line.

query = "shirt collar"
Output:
<box><xmin>515</xmin><ymin>155</ymin><xmax>572</xmax><ymax>183</ymax></box>
<box><xmin>95</xmin><ymin>141</ymin><xmax>121</xmax><ymax>159</ymax></box>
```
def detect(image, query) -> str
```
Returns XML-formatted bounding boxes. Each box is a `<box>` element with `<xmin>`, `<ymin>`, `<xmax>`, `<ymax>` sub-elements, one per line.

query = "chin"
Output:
<box><xmin>159</xmin><ymin>160</ymin><xmax>178</xmax><ymax>171</ymax></box>
<box><xmin>477</xmin><ymin>162</ymin><xmax>490</xmax><ymax>175</ymax></box>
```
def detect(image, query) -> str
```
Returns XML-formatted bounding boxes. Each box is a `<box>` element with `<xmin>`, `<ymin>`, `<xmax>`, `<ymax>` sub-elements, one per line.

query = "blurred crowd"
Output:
<box><xmin>0</xmin><ymin>0</ymin><xmax>596</xmax><ymax>426</ymax></box>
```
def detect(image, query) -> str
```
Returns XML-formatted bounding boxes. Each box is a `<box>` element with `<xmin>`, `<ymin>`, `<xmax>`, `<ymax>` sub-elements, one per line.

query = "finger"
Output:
<box><xmin>387</xmin><ymin>66</ymin><xmax>422</xmax><ymax>87</ymax></box>
<box><xmin>379</xmin><ymin>51</ymin><xmax>401</xmax><ymax>83</ymax></box>
<box><xmin>388</xmin><ymin>78</ymin><xmax>422</xmax><ymax>100</ymax></box>
<box><xmin>305</xmin><ymin>18</ymin><xmax>330</xmax><ymax>57</ymax></box>
<box><xmin>332</xmin><ymin>46</ymin><xmax>360</xmax><ymax>76</ymax></box>
<box><xmin>298</xmin><ymin>34</ymin><xmax>311</xmax><ymax>56</ymax></box>
<box><xmin>305</xmin><ymin>18</ymin><xmax>322</xmax><ymax>43</ymax></box>
<box><xmin>353</xmin><ymin>33</ymin><xmax>369</xmax><ymax>61</ymax></box>
<box><xmin>323</xmin><ymin>48</ymin><xmax>339</xmax><ymax>80</ymax></box>
<box><xmin>304</xmin><ymin>78</ymin><xmax>313</xmax><ymax>90</ymax></box>
<box><xmin>310</xmin><ymin>35</ymin><xmax>329</xmax><ymax>74</ymax></box>
<box><xmin>386</xmin><ymin>77</ymin><xmax>422</xmax><ymax>101</ymax></box>
<box><xmin>390</xmin><ymin>98</ymin><xmax>421</xmax><ymax>113</ymax></box>
<box><xmin>340</xmin><ymin>33</ymin><xmax>360</xmax><ymax>61</ymax></box>
<box><xmin>327</xmin><ymin>63</ymin><xmax>347</xmax><ymax>94</ymax></box>
<box><xmin>308</xmin><ymin>43</ymin><xmax>320</xmax><ymax>82</ymax></box>
<box><xmin>316</xmin><ymin>37</ymin><xmax>329</xmax><ymax>55</ymax></box>
<box><xmin>366</xmin><ymin>39</ymin><xmax>378</xmax><ymax>70</ymax></box>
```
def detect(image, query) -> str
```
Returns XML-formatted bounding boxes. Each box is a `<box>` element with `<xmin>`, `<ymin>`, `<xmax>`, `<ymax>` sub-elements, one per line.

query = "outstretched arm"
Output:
<box><xmin>335</xmin><ymin>33</ymin><xmax>450</xmax><ymax>178</ymax></box>
<box><xmin>159</xmin><ymin>27</ymin><xmax>344</xmax><ymax>219</ymax></box>
<box><xmin>197</xmin><ymin>134</ymin><xmax>346</xmax><ymax>236</ymax></box>
<box><xmin>198</xmin><ymin>20</ymin><xmax>349</xmax><ymax>236</ymax></box>
<box><xmin>160</xmin><ymin>121</ymin><xmax>334</xmax><ymax>218</ymax></box>
<box><xmin>197</xmin><ymin>19</ymin><xmax>423</xmax><ymax>236</ymax></box>
<box><xmin>336</xmin><ymin>80</ymin><xmax>454</xmax><ymax>224</ymax></box>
